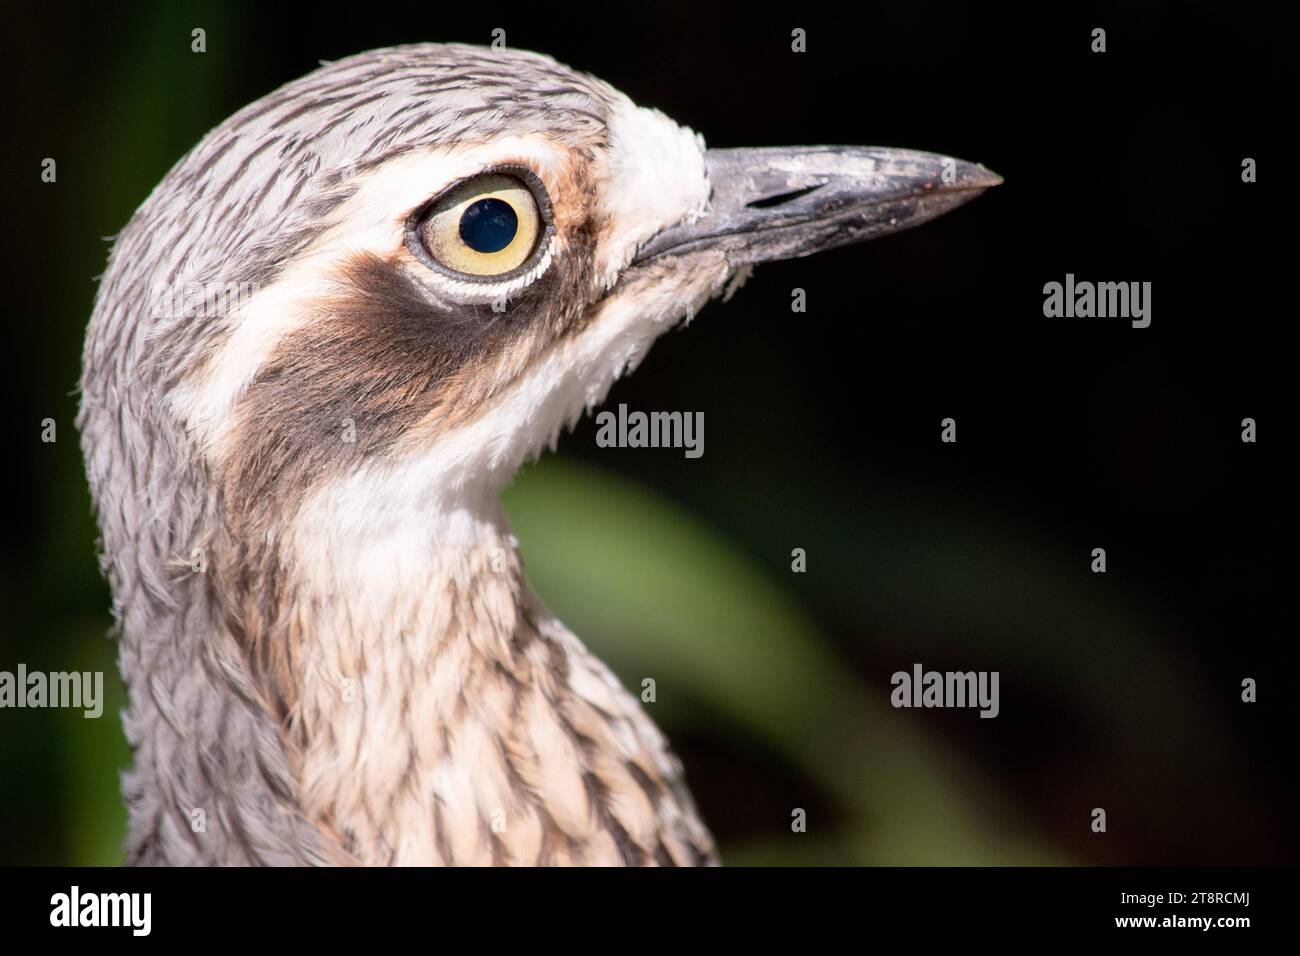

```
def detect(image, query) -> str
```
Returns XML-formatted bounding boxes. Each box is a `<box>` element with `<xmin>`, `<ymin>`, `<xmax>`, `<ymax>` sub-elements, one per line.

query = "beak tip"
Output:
<box><xmin>957</xmin><ymin>161</ymin><xmax>1003</xmax><ymax>190</ymax></box>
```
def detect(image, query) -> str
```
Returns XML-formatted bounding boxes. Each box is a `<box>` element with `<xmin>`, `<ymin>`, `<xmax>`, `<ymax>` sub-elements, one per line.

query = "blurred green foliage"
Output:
<box><xmin>506</xmin><ymin>459</ymin><xmax>1066</xmax><ymax>864</ymax></box>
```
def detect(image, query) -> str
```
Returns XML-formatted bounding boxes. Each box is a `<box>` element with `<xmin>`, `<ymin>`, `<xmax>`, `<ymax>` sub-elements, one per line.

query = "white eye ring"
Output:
<box><xmin>408</xmin><ymin>242</ymin><xmax>556</xmax><ymax>306</ymax></box>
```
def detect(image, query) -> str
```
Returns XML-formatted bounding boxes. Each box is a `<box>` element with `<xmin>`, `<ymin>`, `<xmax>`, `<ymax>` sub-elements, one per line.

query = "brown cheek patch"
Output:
<box><xmin>223</xmin><ymin>237</ymin><xmax>592</xmax><ymax>512</ymax></box>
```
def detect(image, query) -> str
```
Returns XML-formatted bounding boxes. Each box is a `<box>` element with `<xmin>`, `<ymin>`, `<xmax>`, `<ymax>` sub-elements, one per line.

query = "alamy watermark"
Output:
<box><xmin>1043</xmin><ymin>274</ymin><xmax>1151</xmax><ymax>328</ymax></box>
<box><xmin>149</xmin><ymin>279</ymin><xmax>261</xmax><ymax>319</ymax></box>
<box><xmin>0</xmin><ymin>664</ymin><xmax>103</xmax><ymax>718</ymax></box>
<box><xmin>595</xmin><ymin>403</ymin><xmax>704</xmax><ymax>459</ymax></box>
<box><xmin>891</xmin><ymin>663</ymin><xmax>1000</xmax><ymax>718</ymax></box>
<box><xmin>50</xmin><ymin>886</ymin><xmax>151</xmax><ymax>936</ymax></box>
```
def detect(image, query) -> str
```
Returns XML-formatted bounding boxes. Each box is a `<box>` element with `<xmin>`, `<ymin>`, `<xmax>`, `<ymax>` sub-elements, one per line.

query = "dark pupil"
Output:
<box><xmin>459</xmin><ymin>198</ymin><xmax>518</xmax><ymax>253</ymax></box>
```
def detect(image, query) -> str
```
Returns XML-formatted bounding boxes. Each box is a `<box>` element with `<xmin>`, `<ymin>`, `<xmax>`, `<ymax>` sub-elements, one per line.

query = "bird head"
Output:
<box><xmin>83</xmin><ymin>43</ymin><xmax>998</xmax><ymax>541</ymax></box>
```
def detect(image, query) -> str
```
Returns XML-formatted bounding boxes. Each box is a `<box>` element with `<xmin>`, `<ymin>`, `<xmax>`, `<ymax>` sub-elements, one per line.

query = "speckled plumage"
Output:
<box><xmin>80</xmin><ymin>43</ymin><xmax>721</xmax><ymax>865</ymax></box>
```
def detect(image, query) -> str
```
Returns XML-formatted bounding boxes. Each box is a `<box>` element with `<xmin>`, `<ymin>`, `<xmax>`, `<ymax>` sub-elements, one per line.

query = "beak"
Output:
<box><xmin>634</xmin><ymin>146</ymin><xmax>1001</xmax><ymax>266</ymax></box>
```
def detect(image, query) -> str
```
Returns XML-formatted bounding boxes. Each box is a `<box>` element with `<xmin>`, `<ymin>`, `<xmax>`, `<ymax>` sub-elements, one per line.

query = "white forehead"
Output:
<box><xmin>595</xmin><ymin>99</ymin><xmax>710</xmax><ymax>285</ymax></box>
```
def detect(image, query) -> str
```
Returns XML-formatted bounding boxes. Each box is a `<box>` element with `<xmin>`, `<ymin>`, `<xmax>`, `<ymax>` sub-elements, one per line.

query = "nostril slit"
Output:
<box><xmin>746</xmin><ymin>183</ymin><xmax>824</xmax><ymax>209</ymax></box>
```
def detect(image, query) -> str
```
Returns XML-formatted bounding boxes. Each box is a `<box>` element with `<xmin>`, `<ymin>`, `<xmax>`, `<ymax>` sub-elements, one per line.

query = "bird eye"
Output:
<box><xmin>413</xmin><ymin>173</ymin><xmax>544</xmax><ymax>278</ymax></box>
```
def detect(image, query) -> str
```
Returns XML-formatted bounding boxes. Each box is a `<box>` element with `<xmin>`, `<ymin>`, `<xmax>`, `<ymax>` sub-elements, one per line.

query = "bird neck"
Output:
<box><xmin>268</xmin><ymin>493</ymin><xmax>538</xmax><ymax>862</ymax></box>
<box><xmin>257</xmin><ymin>484</ymin><xmax>713</xmax><ymax>866</ymax></box>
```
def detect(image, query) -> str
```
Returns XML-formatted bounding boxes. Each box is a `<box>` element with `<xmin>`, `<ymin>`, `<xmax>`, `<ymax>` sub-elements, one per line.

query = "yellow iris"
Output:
<box><xmin>420</xmin><ymin>174</ymin><xmax>541</xmax><ymax>276</ymax></box>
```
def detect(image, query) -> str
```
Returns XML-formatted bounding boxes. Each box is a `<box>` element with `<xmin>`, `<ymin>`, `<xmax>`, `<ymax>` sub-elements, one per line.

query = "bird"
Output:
<box><xmin>77</xmin><ymin>43</ymin><xmax>999</xmax><ymax>866</ymax></box>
